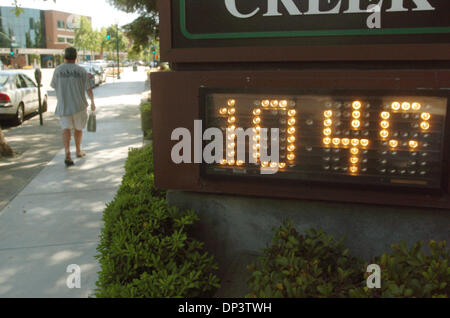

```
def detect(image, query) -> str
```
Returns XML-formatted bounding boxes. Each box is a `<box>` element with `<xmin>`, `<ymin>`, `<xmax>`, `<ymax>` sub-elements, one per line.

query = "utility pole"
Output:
<box><xmin>116</xmin><ymin>24</ymin><xmax>120</xmax><ymax>80</ymax></box>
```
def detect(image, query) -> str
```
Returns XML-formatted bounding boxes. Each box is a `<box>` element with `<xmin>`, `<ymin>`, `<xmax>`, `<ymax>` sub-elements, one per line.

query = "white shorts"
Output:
<box><xmin>60</xmin><ymin>110</ymin><xmax>88</xmax><ymax>131</ymax></box>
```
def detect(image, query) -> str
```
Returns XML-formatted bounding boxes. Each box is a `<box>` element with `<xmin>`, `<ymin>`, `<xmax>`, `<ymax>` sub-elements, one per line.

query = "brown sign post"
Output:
<box><xmin>152</xmin><ymin>0</ymin><xmax>450</xmax><ymax>209</ymax></box>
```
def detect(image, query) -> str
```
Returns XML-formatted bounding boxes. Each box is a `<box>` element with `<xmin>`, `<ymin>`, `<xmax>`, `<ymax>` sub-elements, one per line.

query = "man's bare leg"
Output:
<box><xmin>62</xmin><ymin>129</ymin><xmax>71</xmax><ymax>159</ymax></box>
<box><xmin>74</xmin><ymin>129</ymin><xmax>83</xmax><ymax>157</ymax></box>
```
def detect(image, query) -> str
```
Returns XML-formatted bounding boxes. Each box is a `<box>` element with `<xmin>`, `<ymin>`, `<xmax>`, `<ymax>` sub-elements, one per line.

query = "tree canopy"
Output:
<box><xmin>107</xmin><ymin>0</ymin><xmax>158</xmax><ymax>53</ymax></box>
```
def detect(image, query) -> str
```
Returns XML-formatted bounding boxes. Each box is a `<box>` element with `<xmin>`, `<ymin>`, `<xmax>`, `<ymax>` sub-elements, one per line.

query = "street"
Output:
<box><xmin>0</xmin><ymin>66</ymin><xmax>149</xmax><ymax>297</ymax></box>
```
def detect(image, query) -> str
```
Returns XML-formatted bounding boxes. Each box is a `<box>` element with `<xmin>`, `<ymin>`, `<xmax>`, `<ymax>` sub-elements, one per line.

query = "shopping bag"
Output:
<box><xmin>87</xmin><ymin>111</ymin><xmax>96</xmax><ymax>132</ymax></box>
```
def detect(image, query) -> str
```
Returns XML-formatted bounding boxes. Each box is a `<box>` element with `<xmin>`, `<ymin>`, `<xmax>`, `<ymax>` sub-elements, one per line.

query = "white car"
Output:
<box><xmin>0</xmin><ymin>71</ymin><xmax>48</xmax><ymax>125</ymax></box>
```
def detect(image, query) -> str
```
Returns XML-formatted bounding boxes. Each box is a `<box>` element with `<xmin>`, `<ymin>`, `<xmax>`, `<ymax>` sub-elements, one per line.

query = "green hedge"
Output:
<box><xmin>140</xmin><ymin>102</ymin><xmax>152</xmax><ymax>139</ymax></box>
<box><xmin>247</xmin><ymin>221</ymin><xmax>449</xmax><ymax>298</ymax></box>
<box><xmin>95</xmin><ymin>145</ymin><xmax>220</xmax><ymax>297</ymax></box>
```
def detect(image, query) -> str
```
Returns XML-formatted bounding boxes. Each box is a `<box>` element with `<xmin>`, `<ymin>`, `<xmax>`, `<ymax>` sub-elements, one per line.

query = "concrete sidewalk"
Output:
<box><xmin>0</xmin><ymin>68</ymin><xmax>148</xmax><ymax>297</ymax></box>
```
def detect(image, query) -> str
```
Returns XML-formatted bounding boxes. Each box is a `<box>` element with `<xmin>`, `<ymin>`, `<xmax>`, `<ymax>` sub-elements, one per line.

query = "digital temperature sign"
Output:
<box><xmin>202</xmin><ymin>91</ymin><xmax>448</xmax><ymax>189</ymax></box>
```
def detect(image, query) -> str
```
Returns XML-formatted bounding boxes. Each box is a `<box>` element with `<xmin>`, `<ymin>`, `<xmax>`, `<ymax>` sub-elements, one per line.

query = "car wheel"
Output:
<box><xmin>42</xmin><ymin>96</ymin><xmax>48</xmax><ymax>112</ymax></box>
<box><xmin>15</xmin><ymin>103</ymin><xmax>24</xmax><ymax>125</ymax></box>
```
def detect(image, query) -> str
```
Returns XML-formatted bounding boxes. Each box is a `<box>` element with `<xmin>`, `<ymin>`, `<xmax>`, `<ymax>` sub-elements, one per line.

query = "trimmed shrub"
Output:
<box><xmin>247</xmin><ymin>221</ymin><xmax>449</xmax><ymax>298</ymax></box>
<box><xmin>95</xmin><ymin>145</ymin><xmax>220</xmax><ymax>297</ymax></box>
<box><xmin>351</xmin><ymin>240</ymin><xmax>449</xmax><ymax>298</ymax></box>
<box><xmin>140</xmin><ymin>102</ymin><xmax>152</xmax><ymax>139</ymax></box>
<box><xmin>246</xmin><ymin>221</ymin><xmax>364</xmax><ymax>298</ymax></box>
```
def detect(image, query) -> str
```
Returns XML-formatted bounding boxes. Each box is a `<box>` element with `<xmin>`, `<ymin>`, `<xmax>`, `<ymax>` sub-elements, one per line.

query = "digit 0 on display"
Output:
<box><xmin>202</xmin><ymin>90</ymin><xmax>448</xmax><ymax>189</ymax></box>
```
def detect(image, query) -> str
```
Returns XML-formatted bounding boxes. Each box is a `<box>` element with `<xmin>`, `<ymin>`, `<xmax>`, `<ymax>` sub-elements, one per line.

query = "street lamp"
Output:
<box><xmin>116</xmin><ymin>24</ymin><xmax>120</xmax><ymax>79</ymax></box>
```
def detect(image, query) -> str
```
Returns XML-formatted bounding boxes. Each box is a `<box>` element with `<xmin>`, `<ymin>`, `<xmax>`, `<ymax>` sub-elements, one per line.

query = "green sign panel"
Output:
<box><xmin>172</xmin><ymin>0</ymin><xmax>450</xmax><ymax>48</ymax></box>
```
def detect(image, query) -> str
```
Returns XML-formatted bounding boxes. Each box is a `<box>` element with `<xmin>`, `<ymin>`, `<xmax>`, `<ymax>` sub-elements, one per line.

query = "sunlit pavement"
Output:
<box><xmin>0</xmin><ymin>67</ymin><xmax>148</xmax><ymax>297</ymax></box>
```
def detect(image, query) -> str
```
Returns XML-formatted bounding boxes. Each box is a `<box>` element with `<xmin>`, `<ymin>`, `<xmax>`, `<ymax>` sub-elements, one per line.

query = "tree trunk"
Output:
<box><xmin>0</xmin><ymin>126</ymin><xmax>14</xmax><ymax>157</ymax></box>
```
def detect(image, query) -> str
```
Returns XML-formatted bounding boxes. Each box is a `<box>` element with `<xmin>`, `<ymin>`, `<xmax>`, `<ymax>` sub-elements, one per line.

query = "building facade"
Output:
<box><xmin>0</xmin><ymin>7</ymin><xmax>45</xmax><ymax>49</ymax></box>
<box><xmin>44</xmin><ymin>10</ymin><xmax>90</xmax><ymax>49</ymax></box>
<box><xmin>0</xmin><ymin>6</ymin><xmax>91</xmax><ymax>68</ymax></box>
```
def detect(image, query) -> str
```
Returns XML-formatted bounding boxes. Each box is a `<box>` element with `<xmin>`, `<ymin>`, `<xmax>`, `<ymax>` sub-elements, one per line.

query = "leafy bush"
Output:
<box><xmin>95</xmin><ymin>145</ymin><xmax>220</xmax><ymax>297</ymax></box>
<box><xmin>247</xmin><ymin>221</ymin><xmax>449</xmax><ymax>298</ymax></box>
<box><xmin>140</xmin><ymin>102</ymin><xmax>152</xmax><ymax>113</ymax></box>
<box><xmin>351</xmin><ymin>240</ymin><xmax>449</xmax><ymax>298</ymax></box>
<box><xmin>144</xmin><ymin>129</ymin><xmax>152</xmax><ymax>140</ymax></box>
<box><xmin>140</xmin><ymin>102</ymin><xmax>152</xmax><ymax>138</ymax></box>
<box><xmin>247</xmin><ymin>221</ymin><xmax>364</xmax><ymax>298</ymax></box>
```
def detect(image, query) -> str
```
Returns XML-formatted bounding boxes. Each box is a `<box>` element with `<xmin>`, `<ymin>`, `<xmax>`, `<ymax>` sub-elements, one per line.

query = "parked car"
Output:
<box><xmin>79</xmin><ymin>64</ymin><xmax>101</xmax><ymax>87</ymax></box>
<box><xmin>0</xmin><ymin>71</ymin><xmax>48</xmax><ymax>125</ymax></box>
<box><xmin>91</xmin><ymin>64</ymin><xmax>107</xmax><ymax>83</ymax></box>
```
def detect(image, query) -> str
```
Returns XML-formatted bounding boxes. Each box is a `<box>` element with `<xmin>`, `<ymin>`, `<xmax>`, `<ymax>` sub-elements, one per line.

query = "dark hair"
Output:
<box><xmin>64</xmin><ymin>47</ymin><xmax>77</xmax><ymax>60</ymax></box>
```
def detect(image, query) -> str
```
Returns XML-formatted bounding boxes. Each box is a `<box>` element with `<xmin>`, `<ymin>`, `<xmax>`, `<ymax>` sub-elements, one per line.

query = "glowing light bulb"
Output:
<box><xmin>270</xmin><ymin>100</ymin><xmax>279</xmax><ymax>108</ymax></box>
<box><xmin>228</xmin><ymin>159</ymin><xmax>235</xmax><ymax>165</ymax></box>
<box><xmin>287</xmin><ymin>145</ymin><xmax>295</xmax><ymax>152</ymax></box>
<box><xmin>412</xmin><ymin>103</ymin><xmax>421</xmax><ymax>111</ymax></box>
<box><xmin>380</xmin><ymin>130</ymin><xmax>389</xmax><ymax>138</ymax></box>
<box><xmin>350</xmin><ymin>157</ymin><xmax>359</xmax><ymax>164</ymax></box>
<box><xmin>227</xmin><ymin>99</ymin><xmax>235</xmax><ymax>107</ymax></box>
<box><xmin>352</xmin><ymin>101</ymin><xmax>362</xmax><ymax>110</ymax></box>
<box><xmin>350</xmin><ymin>166</ymin><xmax>358</xmax><ymax>174</ymax></box>
<box><xmin>228</xmin><ymin>108</ymin><xmax>236</xmax><ymax>115</ymax></box>
<box><xmin>350</xmin><ymin>147</ymin><xmax>359</xmax><ymax>155</ymax></box>
<box><xmin>332</xmin><ymin>138</ymin><xmax>341</xmax><ymax>146</ymax></box>
<box><xmin>270</xmin><ymin>162</ymin><xmax>278</xmax><ymax>168</ymax></box>
<box><xmin>351</xmin><ymin>120</ymin><xmax>361</xmax><ymax>128</ymax></box>
<box><xmin>351</xmin><ymin>139</ymin><xmax>360</xmax><ymax>146</ymax></box>
<box><xmin>219</xmin><ymin>108</ymin><xmax>227</xmax><ymax>115</ymax></box>
<box><xmin>420</xmin><ymin>122</ymin><xmax>430</xmax><ymax>130</ymax></box>
<box><xmin>352</xmin><ymin>111</ymin><xmax>361</xmax><ymax>119</ymax></box>
<box><xmin>323</xmin><ymin>137</ymin><xmax>331</xmax><ymax>145</ymax></box>
<box><xmin>228</xmin><ymin>116</ymin><xmax>236</xmax><ymax>124</ymax></box>
<box><xmin>253</xmin><ymin>109</ymin><xmax>261</xmax><ymax>116</ymax></box>
<box><xmin>279</xmin><ymin>100</ymin><xmax>288</xmax><ymax>108</ymax></box>
<box><xmin>287</xmin><ymin>153</ymin><xmax>295</xmax><ymax>161</ymax></box>
<box><xmin>389</xmin><ymin>140</ymin><xmax>398</xmax><ymax>148</ymax></box>
<box><xmin>261</xmin><ymin>161</ymin><xmax>269</xmax><ymax>167</ymax></box>
<box><xmin>220</xmin><ymin>159</ymin><xmax>227</xmax><ymax>165</ymax></box>
<box><xmin>278</xmin><ymin>162</ymin><xmax>286</xmax><ymax>169</ymax></box>
<box><xmin>228</xmin><ymin>125</ymin><xmax>236</xmax><ymax>131</ymax></box>
<box><xmin>380</xmin><ymin>120</ymin><xmax>390</xmax><ymax>129</ymax></box>
<box><xmin>401</xmin><ymin>102</ymin><xmax>411</xmax><ymax>111</ymax></box>
<box><xmin>227</xmin><ymin>142</ymin><xmax>235</xmax><ymax>149</ymax></box>
<box><xmin>360</xmin><ymin>139</ymin><xmax>369</xmax><ymax>147</ymax></box>
<box><xmin>227</xmin><ymin>134</ymin><xmax>236</xmax><ymax>140</ymax></box>
<box><xmin>409</xmin><ymin>140</ymin><xmax>419</xmax><ymax>149</ymax></box>
<box><xmin>288</xmin><ymin>127</ymin><xmax>296</xmax><ymax>134</ymax></box>
<box><xmin>288</xmin><ymin>118</ymin><xmax>296</xmax><ymax>126</ymax></box>
<box><xmin>262</xmin><ymin>100</ymin><xmax>270</xmax><ymax>107</ymax></box>
<box><xmin>324</xmin><ymin>110</ymin><xmax>333</xmax><ymax>118</ymax></box>
<box><xmin>253</xmin><ymin>117</ymin><xmax>261</xmax><ymax>124</ymax></box>
<box><xmin>341</xmin><ymin>138</ymin><xmax>350</xmax><ymax>146</ymax></box>
<box><xmin>381</xmin><ymin>111</ymin><xmax>390</xmax><ymax>119</ymax></box>
<box><xmin>236</xmin><ymin>160</ymin><xmax>244</xmax><ymax>166</ymax></box>
<box><xmin>323</xmin><ymin>128</ymin><xmax>332</xmax><ymax>136</ymax></box>
<box><xmin>288</xmin><ymin>109</ymin><xmax>296</xmax><ymax>116</ymax></box>
<box><xmin>252</xmin><ymin>144</ymin><xmax>260</xmax><ymax>150</ymax></box>
<box><xmin>324</xmin><ymin>119</ymin><xmax>332</xmax><ymax>127</ymax></box>
<box><xmin>288</xmin><ymin>136</ymin><xmax>296</xmax><ymax>143</ymax></box>
<box><xmin>421</xmin><ymin>112</ymin><xmax>431</xmax><ymax>121</ymax></box>
<box><xmin>391</xmin><ymin>102</ymin><xmax>401</xmax><ymax>111</ymax></box>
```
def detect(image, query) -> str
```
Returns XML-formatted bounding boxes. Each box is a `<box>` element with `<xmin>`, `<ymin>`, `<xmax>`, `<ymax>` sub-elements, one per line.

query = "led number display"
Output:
<box><xmin>202</xmin><ymin>91</ymin><xmax>448</xmax><ymax>189</ymax></box>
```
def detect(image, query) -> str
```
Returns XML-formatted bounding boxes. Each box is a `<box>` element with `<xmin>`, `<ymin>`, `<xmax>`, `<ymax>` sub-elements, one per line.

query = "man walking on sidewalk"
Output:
<box><xmin>51</xmin><ymin>47</ymin><xmax>96</xmax><ymax>167</ymax></box>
